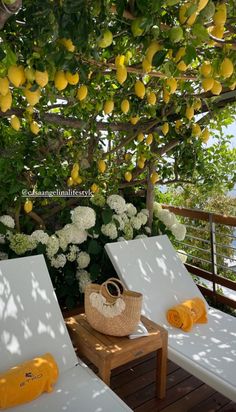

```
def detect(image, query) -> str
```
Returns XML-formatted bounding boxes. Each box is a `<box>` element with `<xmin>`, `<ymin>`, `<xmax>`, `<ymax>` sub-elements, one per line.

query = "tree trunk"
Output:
<box><xmin>0</xmin><ymin>0</ymin><xmax>22</xmax><ymax>29</ymax></box>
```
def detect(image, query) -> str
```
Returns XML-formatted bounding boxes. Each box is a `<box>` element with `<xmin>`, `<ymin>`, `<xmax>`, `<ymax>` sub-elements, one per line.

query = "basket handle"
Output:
<box><xmin>100</xmin><ymin>277</ymin><xmax>126</xmax><ymax>299</ymax></box>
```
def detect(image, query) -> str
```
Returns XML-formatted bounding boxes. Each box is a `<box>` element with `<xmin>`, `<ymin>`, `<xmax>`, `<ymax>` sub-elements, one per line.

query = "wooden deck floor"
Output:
<box><xmin>84</xmin><ymin>352</ymin><xmax>236</xmax><ymax>412</ymax></box>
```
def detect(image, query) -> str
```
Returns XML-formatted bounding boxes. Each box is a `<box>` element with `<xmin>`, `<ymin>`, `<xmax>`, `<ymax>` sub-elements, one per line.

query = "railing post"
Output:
<box><xmin>209</xmin><ymin>214</ymin><xmax>217</xmax><ymax>300</ymax></box>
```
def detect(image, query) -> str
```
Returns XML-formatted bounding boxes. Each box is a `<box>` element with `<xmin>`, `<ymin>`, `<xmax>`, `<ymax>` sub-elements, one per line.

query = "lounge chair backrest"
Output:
<box><xmin>105</xmin><ymin>235</ymin><xmax>208</xmax><ymax>325</ymax></box>
<box><xmin>0</xmin><ymin>255</ymin><xmax>77</xmax><ymax>373</ymax></box>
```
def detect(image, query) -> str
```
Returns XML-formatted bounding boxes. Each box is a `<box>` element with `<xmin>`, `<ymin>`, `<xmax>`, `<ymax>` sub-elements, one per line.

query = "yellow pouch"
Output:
<box><xmin>166</xmin><ymin>297</ymin><xmax>208</xmax><ymax>332</ymax></box>
<box><xmin>0</xmin><ymin>353</ymin><xmax>59</xmax><ymax>409</ymax></box>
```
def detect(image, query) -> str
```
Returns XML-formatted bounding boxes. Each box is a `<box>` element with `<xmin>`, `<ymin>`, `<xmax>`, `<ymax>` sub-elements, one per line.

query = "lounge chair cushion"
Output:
<box><xmin>0</xmin><ymin>353</ymin><xmax>58</xmax><ymax>409</ymax></box>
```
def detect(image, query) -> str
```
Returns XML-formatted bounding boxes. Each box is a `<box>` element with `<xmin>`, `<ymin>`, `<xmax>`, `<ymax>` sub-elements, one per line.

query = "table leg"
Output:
<box><xmin>98</xmin><ymin>360</ymin><xmax>111</xmax><ymax>386</ymax></box>
<box><xmin>156</xmin><ymin>332</ymin><xmax>168</xmax><ymax>399</ymax></box>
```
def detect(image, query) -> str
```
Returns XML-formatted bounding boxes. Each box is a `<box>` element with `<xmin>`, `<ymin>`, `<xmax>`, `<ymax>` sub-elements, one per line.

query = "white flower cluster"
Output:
<box><xmin>51</xmin><ymin>254</ymin><xmax>67</xmax><ymax>268</ymax></box>
<box><xmin>71</xmin><ymin>206</ymin><xmax>96</xmax><ymax>230</ymax></box>
<box><xmin>9</xmin><ymin>233</ymin><xmax>37</xmax><ymax>255</ymax></box>
<box><xmin>76</xmin><ymin>269</ymin><xmax>92</xmax><ymax>293</ymax></box>
<box><xmin>154</xmin><ymin>203</ymin><xmax>186</xmax><ymax>241</ymax></box>
<box><xmin>66</xmin><ymin>245</ymin><xmax>79</xmax><ymax>262</ymax></box>
<box><xmin>107</xmin><ymin>195</ymin><xmax>126</xmax><ymax>215</ymax></box>
<box><xmin>101</xmin><ymin>223</ymin><xmax>118</xmax><ymax>240</ymax></box>
<box><xmin>77</xmin><ymin>251</ymin><xmax>90</xmax><ymax>269</ymax></box>
<box><xmin>0</xmin><ymin>215</ymin><xmax>15</xmax><ymax>229</ymax></box>
<box><xmin>46</xmin><ymin>235</ymin><xmax>60</xmax><ymax>258</ymax></box>
<box><xmin>31</xmin><ymin>230</ymin><xmax>49</xmax><ymax>245</ymax></box>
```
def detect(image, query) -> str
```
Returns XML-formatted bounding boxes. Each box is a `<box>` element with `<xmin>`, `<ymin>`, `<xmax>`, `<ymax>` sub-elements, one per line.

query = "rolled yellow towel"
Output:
<box><xmin>166</xmin><ymin>297</ymin><xmax>208</xmax><ymax>332</ymax></box>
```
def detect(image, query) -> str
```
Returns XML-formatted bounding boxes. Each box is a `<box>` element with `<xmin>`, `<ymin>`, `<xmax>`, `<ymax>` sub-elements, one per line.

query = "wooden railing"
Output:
<box><xmin>163</xmin><ymin>205</ymin><xmax>236</xmax><ymax>311</ymax></box>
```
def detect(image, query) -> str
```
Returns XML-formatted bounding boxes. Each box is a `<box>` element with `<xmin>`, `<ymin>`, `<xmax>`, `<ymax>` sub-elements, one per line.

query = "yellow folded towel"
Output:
<box><xmin>166</xmin><ymin>297</ymin><xmax>208</xmax><ymax>332</ymax></box>
<box><xmin>0</xmin><ymin>353</ymin><xmax>59</xmax><ymax>410</ymax></box>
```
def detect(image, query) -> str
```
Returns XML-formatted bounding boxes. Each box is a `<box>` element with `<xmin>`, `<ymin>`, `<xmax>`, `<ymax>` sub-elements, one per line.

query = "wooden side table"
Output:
<box><xmin>66</xmin><ymin>313</ymin><xmax>168</xmax><ymax>399</ymax></box>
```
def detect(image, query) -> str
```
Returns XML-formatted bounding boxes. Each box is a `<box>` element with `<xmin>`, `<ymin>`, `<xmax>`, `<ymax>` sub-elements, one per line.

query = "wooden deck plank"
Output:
<box><xmin>218</xmin><ymin>402</ymin><xmax>236</xmax><ymax>411</ymax></box>
<box><xmin>190</xmin><ymin>391</ymin><xmax>233</xmax><ymax>412</ymax></box>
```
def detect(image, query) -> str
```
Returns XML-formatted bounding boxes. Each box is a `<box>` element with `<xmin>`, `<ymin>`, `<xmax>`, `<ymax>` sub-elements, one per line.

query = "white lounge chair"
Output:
<box><xmin>105</xmin><ymin>235</ymin><xmax>236</xmax><ymax>402</ymax></box>
<box><xmin>0</xmin><ymin>255</ymin><xmax>131</xmax><ymax>412</ymax></box>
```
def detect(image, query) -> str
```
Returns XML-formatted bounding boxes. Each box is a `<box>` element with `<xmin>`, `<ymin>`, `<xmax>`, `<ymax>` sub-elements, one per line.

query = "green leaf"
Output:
<box><xmin>115</xmin><ymin>0</ymin><xmax>126</xmax><ymax>16</ymax></box>
<box><xmin>102</xmin><ymin>209</ymin><xmax>113</xmax><ymax>224</ymax></box>
<box><xmin>152</xmin><ymin>50</ymin><xmax>168</xmax><ymax>68</ymax></box>
<box><xmin>192</xmin><ymin>24</ymin><xmax>209</xmax><ymax>42</ymax></box>
<box><xmin>89</xmin><ymin>263</ymin><xmax>100</xmax><ymax>279</ymax></box>
<box><xmin>88</xmin><ymin>239</ymin><xmax>102</xmax><ymax>255</ymax></box>
<box><xmin>184</xmin><ymin>45</ymin><xmax>197</xmax><ymax>64</ymax></box>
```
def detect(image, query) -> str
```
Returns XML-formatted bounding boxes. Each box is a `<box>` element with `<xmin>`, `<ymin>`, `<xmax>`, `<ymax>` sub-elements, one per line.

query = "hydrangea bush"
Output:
<box><xmin>0</xmin><ymin>195</ymin><xmax>186</xmax><ymax>308</ymax></box>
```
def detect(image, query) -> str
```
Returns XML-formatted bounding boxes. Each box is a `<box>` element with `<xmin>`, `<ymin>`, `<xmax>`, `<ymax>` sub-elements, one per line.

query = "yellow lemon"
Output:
<box><xmin>147</xmin><ymin>91</ymin><xmax>156</xmax><ymax>105</ymax></box>
<box><xmin>0</xmin><ymin>77</ymin><xmax>9</xmax><ymax>96</ymax></box>
<box><xmin>74</xmin><ymin>176</ymin><xmax>82</xmax><ymax>185</ymax></box>
<box><xmin>175</xmin><ymin>119</ymin><xmax>182</xmax><ymax>132</ymax></box>
<box><xmin>115</xmin><ymin>55</ymin><xmax>125</xmax><ymax>67</ymax></box>
<box><xmin>125</xmin><ymin>153</ymin><xmax>132</xmax><ymax>162</ymax></box>
<box><xmin>35</xmin><ymin>70</ymin><xmax>48</xmax><ymax>87</ymax></box>
<box><xmin>166</xmin><ymin>77</ymin><xmax>178</xmax><ymax>94</ymax></box>
<box><xmin>124</xmin><ymin>51</ymin><xmax>132</xmax><ymax>65</ymax></box>
<box><xmin>98</xmin><ymin>30</ymin><xmax>113</xmax><ymax>48</ymax></box>
<box><xmin>24</xmin><ymin>84</ymin><xmax>41</xmax><ymax>106</ymax></box>
<box><xmin>116</xmin><ymin>65</ymin><xmax>127</xmax><ymax>85</ymax></box>
<box><xmin>131</xmin><ymin>17</ymin><xmax>145</xmax><ymax>37</ymax></box>
<box><xmin>163</xmin><ymin>88</ymin><xmax>170</xmax><ymax>104</ymax></box>
<box><xmin>213</xmin><ymin>3</ymin><xmax>227</xmax><ymax>26</ymax></box>
<box><xmin>24</xmin><ymin>67</ymin><xmax>35</xmax><ymax>82</ymax></box>
<box><xmin>201</xmin><ymin>128</ymin><xmax>210</xmax><ymax>143</ymax></box>
<box><xmin>104</xmin><ymin>100</ymin><xmax>114</xmax><ymax>115</ymax></box>
<box><xmin>146</xmin><ymin>41</ymin><xmax>162</xmax><ymax>63</ymax></box>
<box><xmin>146</xmin><ymin>133</ymin><xmax>153</xmax><ymax>145</ymax></box>
<box><xmin>186</xmin><ymin>12</ymin><xmax>197</xmax><ymax>26</ymax></box>
<box><xmin>0</xmin><ymin>91</ymin><xmax>12</xmax><ymax>112</ymax></box>
<box><xmin>197</xmin><ymin>0</ymin><xmax>209</xmax><ymax>12</ymax></box>
<box><xmin>142</xmin><ymin>58</ymin><xmax>152</xmax><ymax>73</ymax></box>
<box><xmin>71</xmin><ymin>169</ymin><xmax>79</xmax><ymax>180</ymax></box>
<box><xmin>229</xmin><ymin>81</ymin><xmax>236</xmax><ymax>91</ymax></box>
<box><xmin>161</xmin><ymin>122</ymin><xmax>169</xmax><ymax>136</ymax></box>
<box><xmin>130</xmin><ymin>116</ymin><xmax>139</xmax><ymax>125</ymax></box>
<box><xmin>98</xmin><ymin>159</ymin><xmax>106</xmax><ymax>173</ymax></box>
<box><xmin>202</xmin><ymin>77</ymin><xmax>214</xmax><ymax>91</ymax></box>
<box><xmin>194</xmin><ymin>98</ymin><xmax>202</xmax><ymax>111</ymax></box>
<box><xmin>76</xmin><ymin>85</ymin><xmax>88</xmax><ymax>101</ymax></box>
<box><xmin>179</xmin><ymin>3</ymin><xmax>189</xmax><ymax>24</ymax></box>
<box><xmin>137</xmin><ymin>132</ymin><xmax>144</xmax><ymax>143</ymax></box>
<box><xmin>220</xmin><ymin>58</ymin><xmax>234</xmax><ymax>79</ymax></box>
<box><xmin>54</xmin><ymin>71</ymin><xmax>68</xmax><ymax>91</ymax></box>
<box><xmin>177</xmin><ymin>60</ymin><xmax>187</xmax><ymax>71</ymax></box>
<box><xmin>137</xmin><ymin>159</ymin><xmax>145</xmax><ymax>169</ymax></box>
<box><xmin>185</xmin><ymin>106</ymin><xmax>194</xmax><ymax>120</ymax></box>
<box><xmin>72</xmin><ymin>162</ymin><xmax>80</xmax><ymax>172</ymax></box>
<box><xmin>65</xmin><ymin>71</ymin><xmax>79</xmax><ymax>85</ymax></box>
<box><xmin>67</xmin><ymin>177</ymin><xmax>74</xmax><ymax>187</ymax></box>
<box><xmin>60</xmin><ymin>38</ymin><xmax>75</xmax><ymax>52</ymax></box>
<box><xmin>10</xmin><ymin>115</ymin><xmax>21</xmax><ymax>131</ymax></box>
<box><xmin>30</xmin><ymin>121</ymin><xmax>40</xmax><ymax>135</ymax></box>
<box><xmin>210</xmin><ymin>24</ymin><xmax>224</xmax><ymax>39</ymax></box>
<box><xmin>192</xmin><ymin>123</ymin><xmax>201</xmax><ymax>136</ymax></box>
<box><xmin>200</xmin><ymin>62</ymin><xmax>212</xmax><ymax>77</ymax></box>
<box><xmin>8</xmin><ymin>65</ymin><xmax>25</xmax><ymax>87</ymax></box>
<box><xmin>174</xmin><ymin>47</ymin><xmax>186</xmax><ymax>63</ymax></box>
<box><xmin>150</xmin><ymin>172</ymin><xmax>159</xmax><ymax>184</ymax></box>
<box><xmin>121</xmin><ymin>99</ymin><xmax>130</xmax><ymax>114</ymax></box>
<box><xmin>124</xmin><ymin>171</ymin><xmax>132</xmax><ymax>182</ymax></box>
<box><xmin>135</xmin><ymin>80</ymin><xmax>145</xmax><ymax>99</ymax></box>
<box><xmin>211</xmin><ymin>80</ymin><xmax>222</xmax><ymax>95</ymax></box>
<box><xmin>91</xmin><ymin>183</ymin><xmax>99</xmax><ymax>193</ymax></box>
<box><xmin>24</xmin><ymin>200</ymin><xmax>33</xmax><ymax>213</ymax></box>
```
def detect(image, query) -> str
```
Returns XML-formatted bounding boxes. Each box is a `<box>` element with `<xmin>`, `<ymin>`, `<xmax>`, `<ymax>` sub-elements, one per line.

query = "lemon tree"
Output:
<box><xmin>0</xmin><ymin>0</ymin><xmax>235</xmax><ymax>226</ymax></box>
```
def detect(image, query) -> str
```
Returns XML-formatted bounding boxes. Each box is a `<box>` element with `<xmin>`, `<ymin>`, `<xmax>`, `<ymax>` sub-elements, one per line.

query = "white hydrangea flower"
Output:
<box><xmin>71</xmin><ymin>206</ymin><xmax>96</xmax><ymax>230</ymax></box>
<box><xmin>31</xmin><ymin>230</ymin><xmax>49</xmax><ymax>245</ymax></box>
<box><xmin>177</xmin><ymin>250</ymin><xmax>188</xmax><ymax>264</ymax></box>
<box><xmin>77</xmin><ymin>251</ymin><xmax>90</xmax><ymax>269</ymax></box>
<box><xmin>76</xmin><ymin>269</ymin><xmax>92</xmax><ymax>293</ymax></box>
<box><xmin>144</xmin><ymin>226</ymin><xmax>151</xmax><ymax>234</ymax></box>
<box><xmin>153</xmin><ymin>202</ymin><xmax>162</xmax><ymax>217</ymax></box>
<box><xmin>46</xmin><ymin>235</ymin><xmax>60</xmax><ymax>257</ymax></box>
<box><xmin>50</xmin><ymin>254</ymin><xmax>67</xmax><ymax>268</ymax></box>
<box><xmin>171</xmin><ymin>223</ymin><xmax>186</xmax><ymax>241</ymax></box>
<box><xmin>57</xmin><ymin>224</ymin><xmax>87</xmax><ymax>245</ymax></box>
<box><xmin>0</xmin><ymin>252</ymin><xmax>8</xmax><ymax>260</ymax></box>
<box><xmin>112</xmin><ymin>214</ymin><xmax>125</xmax><ymax>230</ymax></box>
<box><xmin>120</xmin><ymin>213</ymin><xmax>129</xmax><ymax>224</ymax></box>
<box><xmin>123</xmin><ymin>223</ymin><xmax>133</xmax><ymax>240</ymax></box>
<box><xmin>141</xmin><ymin>208</ymin><xmax>149</xmax><ymax>217</ymax></box>
<box><xmin>137</xmin><ymin>211</ymin><xmax>148</xmax><ymax>225</ymax></box>
<box><xmin>130</xmin><ymin>216</ymin><xmax>142</xmax><ymax>230</ymax></box>
<box><xmin>90</xmin><ymin>193</ymin><xmax>106</xmax><ymax>207</ymax></box>
<box><xmin>157</xmin><ymin>209</ymin><xmax>177</xmax><ymax>228</ymax></box>
<box><xmin>135</xmin><ymin>234</ymin><xmax>148</xmax><ymax>239</ymax></box>
<box><xmin>107</xmin><ymin>195</ymin><xmax>126</xmax><ymax>214</ymax></box>
<box><xmin>101</xmin><ymin>223</ymin><xmax>118</xmax><ymax>240</ymax></box>
<box><xmin>9</xmin><ymin>234</ymin><xmax>37</xmax><ymax>255</ymax></box>
<box><xmin>126</xmin><ymin>203</ymin><xmax>137</xmax><ymax>217</ymax></box>
<box><xmin>0</xmin><ymin>234</ymin><xmax>5</xmax><ymax>244</ymax></box>
<box><xmin>0</xmin><ymin>215</ymin><xmax>15</xmax><ymax>229</ymax></box>
<box><xmin>66</xmin><ymin>245</ymin><xmax>79</xmax><ymax>262</ymax></box>
<box><xmin>59</xmin><ymin>236</ymin><xmax>68</xmax><ymax>251</ymax></box>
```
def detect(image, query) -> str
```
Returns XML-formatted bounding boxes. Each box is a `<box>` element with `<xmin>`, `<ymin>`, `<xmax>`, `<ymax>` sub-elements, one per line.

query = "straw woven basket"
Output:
<box><xmin>85</xmin><ymin>278</ymin><xmax>143</xmax><ymax>336</ymax></box>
